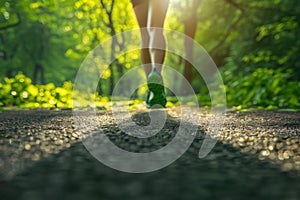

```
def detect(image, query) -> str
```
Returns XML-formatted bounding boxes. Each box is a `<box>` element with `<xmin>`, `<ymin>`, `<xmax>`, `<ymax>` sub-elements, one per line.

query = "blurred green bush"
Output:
<box><xmin>0</xmin><ymin>73</ymin><xmax>73</xmax><ymax>108</ymax></box>
<box><xmin>221</xmin><ymin>67</ymin><xmax>300</xmax><ymax>109</ymax></box>
<box><xmin>0</xmin><ymin>70</ymin><xmax>299</xmax><ymax>110</ymax></box>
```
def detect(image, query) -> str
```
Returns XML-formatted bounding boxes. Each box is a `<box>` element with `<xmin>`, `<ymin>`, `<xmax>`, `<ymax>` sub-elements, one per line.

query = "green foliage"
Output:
<box><xmin>0</xmin><ymin>0</ymin><xmax>137</xmax><ymax>84</ymax></box>
<box><xmin>1</xmin><ymin>0</ymin><xmax>299</xmax><ymax>110</ymax></box>
<box><xmin>0</xmin><ymin>73</ymin><xmax>73</xmax><ymax>108</ymax></box>
<box><xmin>0</xmin><ymin>72</ymin><xmax>128</xmax><ymax>109</ymax></box>
<box><xmin>221</xmin><ymin>67</ymin><xmax>300</xmax><ymax>109</ymax></box>
<box><xmin>0</xmin><ymin>71</ymin><xmax>299</xmax><ymax>110</ymax></box>
<box><xmin>223</xmin><ymin>0</ymin><xmax>300</xmax><ymax>80</ymax></box>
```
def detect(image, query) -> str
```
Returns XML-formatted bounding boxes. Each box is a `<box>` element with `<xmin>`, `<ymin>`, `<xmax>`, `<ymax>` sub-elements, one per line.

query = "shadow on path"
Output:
<box><xmin>1</xmin><ymin>110</ymin><xmax>300</xmax><ymax>200</ymax></box>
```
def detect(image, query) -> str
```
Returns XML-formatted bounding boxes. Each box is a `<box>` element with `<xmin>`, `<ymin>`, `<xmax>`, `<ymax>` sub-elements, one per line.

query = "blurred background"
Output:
<box><xmin>0</xmin><ymin>0</ymin><xmax>299</xmax><ymax>109</ymax></box>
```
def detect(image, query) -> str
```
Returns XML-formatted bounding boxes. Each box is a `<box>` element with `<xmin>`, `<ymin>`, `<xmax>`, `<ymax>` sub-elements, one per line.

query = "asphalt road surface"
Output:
<box><xmin>0</xmin><ymin>108</ymin><xmax>299</xmax><ymax>200</ymax></box>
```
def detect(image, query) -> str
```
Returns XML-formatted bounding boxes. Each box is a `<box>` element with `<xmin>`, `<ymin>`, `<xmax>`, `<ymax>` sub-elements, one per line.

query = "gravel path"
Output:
<box><xmin>0</xmin><ymin>108</ymin><xmax>299</xmax><ymax>200</ymax></box>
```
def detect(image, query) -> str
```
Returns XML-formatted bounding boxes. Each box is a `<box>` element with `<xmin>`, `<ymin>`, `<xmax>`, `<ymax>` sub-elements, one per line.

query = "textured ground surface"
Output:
<box><xmin>0</xmin><ymin>108</ymin><xmax>299</xmax><ymax>200</ymax></box>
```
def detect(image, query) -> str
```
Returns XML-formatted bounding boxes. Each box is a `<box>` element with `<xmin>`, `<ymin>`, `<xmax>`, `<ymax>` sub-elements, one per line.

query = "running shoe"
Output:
<box><xmin>146</xmin><ymin>69</ymin><xmax>167</xmax><ymax>108</ymax></box>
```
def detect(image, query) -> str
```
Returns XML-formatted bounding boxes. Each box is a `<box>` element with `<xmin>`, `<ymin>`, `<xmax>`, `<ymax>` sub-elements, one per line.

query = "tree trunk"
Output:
<box><xmin>100</xmin><ymin>0</ymin><xmax>117</xmax><ymax>95</ymax></box>
<box><xmin>33</xmin><ymin>63</ymin><xmax>45</xmax><ymax>84</ymax></box>
<box><xmin>109</xmin><ymin>64</ymin><xmax>114</xmax><ymax>95</ymax></box>
<box><xmin>182</xmin><ymin>0</ymin><xmax>200</xmax><ymax>95</ymax></box>
<box><xmin>97</xmin><ymin>80</ymin><xmax>103</xmax><ymax>95</ymax></box>
<box><xmin>183</xmin><ymin>18</ymin><xmax>197</xmax><ymax>84</ymax></box>
<box><xmin>117</xmin><ymin>61</ymin><xmax>123</xmax><ymax>78</ymax></box>
<box><xmin>6</xmin><ymin>69</ymin><xmax>13</xmax><ymax>78</ymax></box>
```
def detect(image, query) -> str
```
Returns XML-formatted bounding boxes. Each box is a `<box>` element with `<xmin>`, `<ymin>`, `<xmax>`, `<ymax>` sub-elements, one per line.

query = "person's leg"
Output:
<box><xmin>147</xmin><ymin>0</ymin><xmax>169</xmax><ymax>74</ymax></box>
<box><xmin>133</xmin><ymin>0</ymin><xmax>169</xmax><ymax>108</ymax></box>
<box><xmin>133</xmin><ymin>1</ymin><xmax>152</xmax><ymax>76</ymax></box>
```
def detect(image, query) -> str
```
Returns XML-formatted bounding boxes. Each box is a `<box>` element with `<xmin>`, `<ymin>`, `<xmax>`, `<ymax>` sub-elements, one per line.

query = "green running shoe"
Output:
<box><xmin>146</xmin><ymin>69</ymin><xmax>167</xmax><ymax>108</ymax></box>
